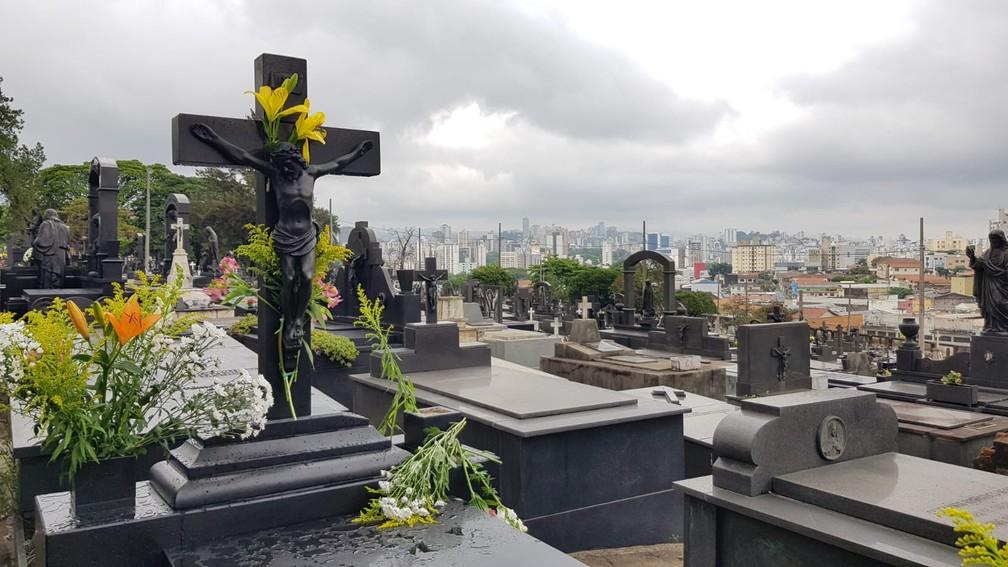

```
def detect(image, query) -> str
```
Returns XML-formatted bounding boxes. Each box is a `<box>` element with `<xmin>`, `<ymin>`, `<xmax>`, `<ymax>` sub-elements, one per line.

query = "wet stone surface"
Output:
<box><xmin>166</xmin><ymin>501</ymin><xmax>581</xmax><ymax>566</ymax></box>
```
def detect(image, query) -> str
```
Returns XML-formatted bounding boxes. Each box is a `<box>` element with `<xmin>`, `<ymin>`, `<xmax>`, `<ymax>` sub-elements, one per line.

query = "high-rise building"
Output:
<box><xmin>522</xmin><ymin>217</ymin><xmax>530</xmax><ymax>242</ymax></box>
<box><xmin>723</xmin><ymin>228</ymin><xmax>737</xmax><ymax>245</ymax></box>
<box><xmin>601</xmin><ymin>240</ymin><xmax>613</xmax><ymax>266</ymax></box>
<box><xmin>730</xmin><ymin>243</ymin><xmax>777</xmax><ymax>273</ymax></box>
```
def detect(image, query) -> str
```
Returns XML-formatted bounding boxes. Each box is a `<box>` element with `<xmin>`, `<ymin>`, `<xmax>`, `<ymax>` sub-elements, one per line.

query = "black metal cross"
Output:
<box><xmin>171</xmin><ymin>54</ymin><xmax>381</xmax><ymax>420</ymax></box>
<box><xmin>416</xmin><ymin>257</ymin><xmax>447</xmax><ymax>324</ymax></box>
<box><xmin>771</xmin><ymin>336</ymin><xmax>792</xmax><ymax>381</ymax></box>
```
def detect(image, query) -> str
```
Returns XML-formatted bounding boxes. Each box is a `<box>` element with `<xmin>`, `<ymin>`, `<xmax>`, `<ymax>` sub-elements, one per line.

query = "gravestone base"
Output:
<box><xmin>36</xmin><ymin>408</ymin><xmax>408</xmax><ymax>566</ymax></box>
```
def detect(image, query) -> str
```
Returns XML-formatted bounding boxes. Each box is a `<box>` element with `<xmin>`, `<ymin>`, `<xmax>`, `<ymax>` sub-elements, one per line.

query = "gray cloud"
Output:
<box><xmin>0</xmin><ymin>1</ymin><xmax>1004</xmax><ymax>239</ymax></box>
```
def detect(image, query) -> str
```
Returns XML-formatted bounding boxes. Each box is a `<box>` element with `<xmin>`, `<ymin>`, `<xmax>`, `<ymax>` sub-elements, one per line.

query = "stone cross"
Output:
<box><xmin>171</xmin><ymin>54</ymin><xmax>381</xmax><ymax>420</ymax></box>
<box><xmin>553</xmin><ymin>316</ymin><xmax>560</xmax><ymax>337</ymax></box>
<box><xmin>578</xmin><ymin>296</ymin><xmax>591</xmax><ymax>320</ymax></box>
<box><xmin>528</xmin><ymin>308</ymin><xmax>535</xmax><ymax>322</ymax></box>
<box><xmin>171</xmin><ymin>217</ymin><xmax>189</xmax><ymax>253</ymax></box>
<box><xmin>771</xmin><ymin>336</ymin><xmax>792</xmax><ymax>381</ymax></box>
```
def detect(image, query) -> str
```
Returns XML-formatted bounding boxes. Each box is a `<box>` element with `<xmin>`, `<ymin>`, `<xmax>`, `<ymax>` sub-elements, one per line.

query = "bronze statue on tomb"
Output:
<box><xmin>32</xmin><ymin>209</ymin><xmax>70</xmax><ymax>289</ymax></box>
<box><xmin>204</xmin><ymin>226</ymin><xmax>221</xmax><ymax>274</ymax></box>
<box><xmin>967</xmin><ymin>229</ymin><xmax>1008</xmax><ymax>336</ymax></box>
<box><xmin>190</xmin><ymin>122</ymin><xmax>373</xmax><ymax>352</ymax></box>
<box><xmin>642</xmin><ymin>280</ymin><xmax>656</xmax><ymax>317</ymax></box>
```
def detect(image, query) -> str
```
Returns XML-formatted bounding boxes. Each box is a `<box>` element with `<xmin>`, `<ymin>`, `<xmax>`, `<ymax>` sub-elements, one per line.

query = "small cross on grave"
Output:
<box><xmin>171</xmin><ymin>216</ymin><xmax>189</xmax><ymax>253</ymax></box>
<box><xmin>416</xmin><ymin>257</ymin><xmax>447</xmax><ymax>324</ymax></box>
<box><xmin>171</xmin><ymin>54</ymin><xmax>380</xmax><ymax>420</ymax></box>
<box><xmin>528</xmin><ymin>308</ymin><xmax>535</xmax><ymax>322</ymax></box>
<box><xmin>578</xmin><ymin>296</ymin><xmax>591</xmax><ymax>320</ymax></box>
<box><xmin>771</xmin><ymin>336</ymin><xmax>792</xmax><ymax>381</ymax></box>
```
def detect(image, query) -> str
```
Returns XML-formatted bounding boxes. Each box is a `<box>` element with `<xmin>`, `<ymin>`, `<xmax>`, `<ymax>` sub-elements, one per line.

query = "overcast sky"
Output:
<box><xmin>1</xmin><ymin>0</ymin><xmax>1005</xmax><ymax>240</ymax></box>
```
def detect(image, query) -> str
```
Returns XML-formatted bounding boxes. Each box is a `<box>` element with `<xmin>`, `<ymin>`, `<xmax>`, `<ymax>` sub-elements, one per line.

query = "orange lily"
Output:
<box><xmin>67</xmin><ymin>300</ymin><xmax>89</xmax><ymax>339</ymax></box>
<box><xmin>105</xmin><ymin>295</ymin><xmax>160</xmax><ymax>345</ymax></box>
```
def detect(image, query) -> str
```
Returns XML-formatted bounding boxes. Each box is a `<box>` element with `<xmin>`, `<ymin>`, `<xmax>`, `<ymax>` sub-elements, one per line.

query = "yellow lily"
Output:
<box><xmin>105</xmin><ymin>295</ymin><xmax>160</xmax><ymax>346</ymax></box>
<box><xmin>67</xmin><ymin>301</ymin><xmax>89</xmax><ymax>339</ymax></box>
<box><xmin>246</xmin><ymin>85</ymin><xmax>307</xmax><ymax>123</ymax></box>
<box><xmin>294</xmin><ymin>99</ymin><xmax>327</xmax><ymax>163</ymax></box>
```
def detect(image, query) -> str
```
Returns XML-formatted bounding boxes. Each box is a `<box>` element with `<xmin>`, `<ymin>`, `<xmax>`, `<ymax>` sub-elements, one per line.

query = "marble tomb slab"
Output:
<box><xmin>408</xmin><ymin>364</ymin><xmax>637</xmax><ymax>419</ymax></box>
<box><xmin>772</xmin><ymin>452</ymin><xmax>1008</xmax><ymax>546</ymax></box>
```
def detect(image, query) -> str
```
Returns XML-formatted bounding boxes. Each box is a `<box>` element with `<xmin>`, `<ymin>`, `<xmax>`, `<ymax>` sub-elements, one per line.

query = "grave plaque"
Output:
<box><xmin>735</xmin><ymin>321</ymin><xmax>811</xmax><ymax>396</ymax></box>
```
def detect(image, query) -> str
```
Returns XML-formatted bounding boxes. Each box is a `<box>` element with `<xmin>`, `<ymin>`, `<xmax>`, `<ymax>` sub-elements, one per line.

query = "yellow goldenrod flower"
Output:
<box><xmin>67</xmin><ymin>300</ymin><xmax>90</xmax><ymax>339</ymax></box>
<box><xmin>246</xmin><ymin>85</ymin><xmax>307</xmax><ymax>123</ymax></box>
<box><xmin>294</xmin><ymin>99</ymin><xmax>327</xmax><ymax>163</ymax></box>
<box><xmin>105</xmin><ymin>295</ymin><xmax>160</xmax><ymax>346</ymax></box>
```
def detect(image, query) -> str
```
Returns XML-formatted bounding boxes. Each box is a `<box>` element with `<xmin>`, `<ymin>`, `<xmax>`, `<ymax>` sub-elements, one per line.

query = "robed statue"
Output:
<box><xmin>32</xmin><ymin>209</ymin><xmax>70</xmax><ymax>289</ymax></box>
<box><xmin>642</xmin><ymin>280</ymin><xmax>656</xmax><ymax>317</ymax></box>
<box><xmin>190</xmin><ymin>123</ymin><xmax>373</xmax><ymax>352</ymax></box>
<box><xmin>967</xmin><ymin>229</ymin><xmax>1008</xmax><ymax>336</ymax></box>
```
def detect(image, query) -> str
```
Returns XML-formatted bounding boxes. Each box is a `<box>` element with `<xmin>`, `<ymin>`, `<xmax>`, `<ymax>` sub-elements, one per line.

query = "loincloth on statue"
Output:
<box><xmin>271</xmin><ymin>223</ymin><xmax>319</xmax><ymax>257</ymax></box>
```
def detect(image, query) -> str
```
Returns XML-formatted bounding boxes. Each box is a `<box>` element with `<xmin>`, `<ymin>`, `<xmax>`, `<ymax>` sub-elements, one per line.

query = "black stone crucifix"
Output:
<box><xmin>771</xmin><ymin>336</ymin><xmax>792</xmax><ymax>382</ymax></box>
<box><xmin>171</xmin><ymin>54</ymin><xmax>381</xmax><ymax>420</ymax></box>
<box><xmin>415</xmin><ymin>257</ymin><xmax>447</xmax><ymax>324</ymax></box>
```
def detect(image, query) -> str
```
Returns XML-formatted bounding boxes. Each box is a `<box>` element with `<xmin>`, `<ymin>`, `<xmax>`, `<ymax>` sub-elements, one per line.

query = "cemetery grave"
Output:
<box><xmin>543</xmin><ymin>319</ymin><xmax>731</xmax><ymax>400</ymax></box>
<box><xmin>677</xmin><ymin>389</ymin><xmax>991</xmax><ymax>566</ymax></box>
<box><xmin>352</xmin><ymin>320</ymin><xmax>690</xmax><ymax>552</ymax></box>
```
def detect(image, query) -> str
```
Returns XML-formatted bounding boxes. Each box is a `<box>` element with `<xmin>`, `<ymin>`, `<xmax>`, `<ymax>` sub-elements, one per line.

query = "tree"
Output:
<box><xmin>935</xmin><ymin>266</ymin><xmax>950</xmax><ymax>277</ymax></box>
<box><xmin>889</xmin><ymin>287</ymin><xmax>914</xmax><ymax>299</ymax></box>
<box><xmin>471</xmin><ymin>264</ymin><xmax>516</xmax><ymax>295</ymax></box>
<box><xmin>0</xmin><ymin>77</ymin><xmax>46</xmax><ymax>241</ymax></box>
<box><xmin>529</xmin><ymin>257</ymin><xmax>584</xmax><ymax>301</ymax></box>
<box><xmin>188</xmin><ymin>168</ymin><xmax>255</xmax><ymax>262</ymax></box>
<box><xmin>390</xmin><ymin>227</ymin><xmax>417</xmax><ymax>270</ymax></box>
<box><xmin>675</xmin><ymin>290</ymin><xmax>717</xmax><ymax>316</ymax></box>
<box><xmin>568</xmin><ymin>267</ymin><xmax>620</xmax><ymax>302</ymax></box>
<box><xmin>707</xmin><ymin>262</ymin><xmax>732</xmax><ymax>278</ymax></box>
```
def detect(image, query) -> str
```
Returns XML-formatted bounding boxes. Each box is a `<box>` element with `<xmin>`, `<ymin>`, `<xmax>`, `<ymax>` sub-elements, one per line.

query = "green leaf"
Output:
<box><xmin>113</xmin><ymin>358</ymin><xmax>143</xmax><ymax>375</ymax></box>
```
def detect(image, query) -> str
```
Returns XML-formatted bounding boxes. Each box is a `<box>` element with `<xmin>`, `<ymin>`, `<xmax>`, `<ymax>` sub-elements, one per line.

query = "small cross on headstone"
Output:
<box><xmin>771</xmin><ymin>336</ymin><xmax>792</xmax><ymax>382</ymax></box>
<box><xmin>528</xmin><ymin>308</ymin><xmax>535</xmax><ymax>322</ymax></box>
<box><xmin>578</xmin><ymin>296</ymin><xmax>591</xmax><ymax>320</ymax></box>
<box><xmin>171</xmin><ymin>216</ymin><xmax>189</xmax><ymax>253</ymax></box>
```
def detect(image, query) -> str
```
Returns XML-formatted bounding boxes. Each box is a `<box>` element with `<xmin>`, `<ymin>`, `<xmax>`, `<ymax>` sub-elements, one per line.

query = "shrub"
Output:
<box><xmin>311</xmin><ymin>330</ymin><xmax>358</xmax><ymax>367</ymax></box>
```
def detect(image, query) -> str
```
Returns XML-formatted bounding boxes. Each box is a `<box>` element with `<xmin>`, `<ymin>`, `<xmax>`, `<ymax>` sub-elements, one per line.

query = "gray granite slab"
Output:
<box><xmin>812</xmin><ymin>369</ymin><xmax>878</xmax><ymax>386</ymax></box>
<box><xmin>407</xmin><ymin>364</ymin><xmax>636</xmax><ymax>419</ymax></box>
<box><xmin>166</xmin><ymin>500</ymin><xmax>580</xmax><ymax>567</ymax></box>
<box><xmin>352</xmin><ymin>359</ymin><xmax>687</xmax><ymax>437</ymax></box>
<box><xmin>677</xmin><ymin>476</ymin><xmax>960</xmax><ymax>566</ymax></box>
<box><xmin>859</xmin><ymin>380</ymin><xmax>928</xmax><ymax>400</ymax></box>
<box><xmin>878</xmin><ymin>399</ymin><xmax>993</xmax><ymax>430</ymax></box>
<box><xmin>773</xmin><ymin>452</ymin><xmax>1008</xmax><ymax>546</ymax></box>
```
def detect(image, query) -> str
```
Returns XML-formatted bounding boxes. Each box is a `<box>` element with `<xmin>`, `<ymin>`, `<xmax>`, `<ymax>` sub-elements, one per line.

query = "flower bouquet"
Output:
<box><xmin>0</xmin><ymin>275</ymin><xmax>272</xmax><ymax>488</ymax></box>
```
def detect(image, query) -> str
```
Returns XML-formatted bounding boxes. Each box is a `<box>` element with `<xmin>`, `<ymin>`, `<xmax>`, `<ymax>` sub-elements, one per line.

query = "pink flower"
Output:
<box><xmin>317</xmin><ymin>279</ymin><xmax>342</xmax><ymax>308</ymax></box>
<box><xmin>219</xmin><ymin>256</ymin><xmax>240</xmax><ymax>275</ymax></box>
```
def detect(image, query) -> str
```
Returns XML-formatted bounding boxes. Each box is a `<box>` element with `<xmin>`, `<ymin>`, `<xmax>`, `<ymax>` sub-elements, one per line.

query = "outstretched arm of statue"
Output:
<box><xmin>309</xmin><ymin>140</ymin><xmax>374</xmax><ymax>178</ymax></box>
<box><xmin>190</xmin><ymin>123</ymin><xmax>276</xmax><ymax>175</ymax></box>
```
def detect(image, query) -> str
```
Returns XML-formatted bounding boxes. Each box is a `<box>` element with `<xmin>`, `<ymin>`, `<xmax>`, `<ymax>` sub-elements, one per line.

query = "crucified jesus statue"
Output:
<box><xmin>190</xmin><ymin>122</ymin><xmax>373</xmax><ymax>353</ymax></box>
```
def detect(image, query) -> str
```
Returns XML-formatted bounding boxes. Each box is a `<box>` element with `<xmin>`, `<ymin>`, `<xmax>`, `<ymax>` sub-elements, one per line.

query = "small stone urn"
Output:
<box><xmin>898</xmin><ymin>317</ymin><xmax>920</xmax><ymax>348</ymax></box>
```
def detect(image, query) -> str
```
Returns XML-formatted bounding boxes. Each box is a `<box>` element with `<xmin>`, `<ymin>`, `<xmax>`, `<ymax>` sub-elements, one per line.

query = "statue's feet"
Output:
<box><xmin>283</xmin><ymin>320</ymin><xmax>306</xmax><ymax>352</ymax></box>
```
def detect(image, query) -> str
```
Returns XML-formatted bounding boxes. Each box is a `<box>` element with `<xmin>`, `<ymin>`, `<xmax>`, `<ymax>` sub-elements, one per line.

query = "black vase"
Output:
<box><xmin>70</xmin><ymin>456</ymin><xmax>136</xmax><ymax>521</ymax></box>
<box><xmin>898</xmin><ymin>317</ymin><xmax>920</xmax><ymax>347</ymax></box>
<box><xmin>397</xmin><ymin>270</ymin><xmax>416</xmax><ymax>293</ymax></box>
